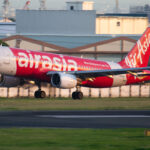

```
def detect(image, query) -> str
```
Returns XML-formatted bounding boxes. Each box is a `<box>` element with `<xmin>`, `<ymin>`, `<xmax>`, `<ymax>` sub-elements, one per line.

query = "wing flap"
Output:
<box><xmin>47</xmin><ymin>67</ymin><xmax>150</xmax><ymax>79</ymax></box>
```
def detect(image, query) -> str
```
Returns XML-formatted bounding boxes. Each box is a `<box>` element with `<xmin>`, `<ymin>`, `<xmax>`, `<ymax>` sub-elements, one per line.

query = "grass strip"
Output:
<box><xmin>0</xmin><ymin>128</ymin><xmax>149</xmax><ymax>150</ymax></box>
<box><xmin>0</xmin><ymin>97</ymin><xmax>150</xmax><ymax>110</ymax></box>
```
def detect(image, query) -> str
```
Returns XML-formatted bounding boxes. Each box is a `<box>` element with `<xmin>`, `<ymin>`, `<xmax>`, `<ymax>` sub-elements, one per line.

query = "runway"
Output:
<box><xmin>0</xmin><ymin>110</ymin><xmax>150</xmax><ymax>128</ymax></box>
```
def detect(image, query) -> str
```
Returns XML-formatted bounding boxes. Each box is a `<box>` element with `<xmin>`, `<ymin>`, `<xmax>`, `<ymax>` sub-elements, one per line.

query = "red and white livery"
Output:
<box><xmin>1</xmin><ymin>27</ymin><xmax>150</xmax><ymax>99</ymax></box>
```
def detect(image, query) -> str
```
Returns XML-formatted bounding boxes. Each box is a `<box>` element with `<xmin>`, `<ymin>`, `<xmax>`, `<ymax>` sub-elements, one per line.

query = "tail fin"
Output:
<box><xmin>120</xmin><ymin>27</ymin><xmax>150</xmax><ymax>68</ymax></box>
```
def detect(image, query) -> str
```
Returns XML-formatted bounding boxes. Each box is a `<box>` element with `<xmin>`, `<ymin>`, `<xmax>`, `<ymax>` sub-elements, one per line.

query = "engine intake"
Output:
<box><xmin>51</xmin><ymin>72</ymin><xmax>77</xmax><ymax>89</ymax></box>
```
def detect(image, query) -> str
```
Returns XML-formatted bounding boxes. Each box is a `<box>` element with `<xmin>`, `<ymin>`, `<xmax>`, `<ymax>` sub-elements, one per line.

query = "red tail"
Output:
<box><xmin>120</xmin><ymin>27</ymin><xmax>150</xmax><ymax>68</ymax></box>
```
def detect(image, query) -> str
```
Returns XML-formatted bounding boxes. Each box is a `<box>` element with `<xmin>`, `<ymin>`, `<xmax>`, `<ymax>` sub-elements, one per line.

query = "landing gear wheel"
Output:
<box><xmin>40</xmin><ymin>91</ymin><xmax>46</xmax><ymax>98</ymax></box>
<box><xmin>34</xmin><ymin>90</ymin><xmax>46</xmax><ymax>98</ymax></box>
<box><xmin>72</xmin><ymin>91</ymin><xmax>83</xmax><ymax>100</ymax></box>
<box><xmin>72</xmin><ymin>92</ymin><xmax>77</xmax><ymax>99</ymax></box>
<box><xmin>77</xmin><ymin>91</ymin><xmax>83</xmax><ymax>99</ymax></box>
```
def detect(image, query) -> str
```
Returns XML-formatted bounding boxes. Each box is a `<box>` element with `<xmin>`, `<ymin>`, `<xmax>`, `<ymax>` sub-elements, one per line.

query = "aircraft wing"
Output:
<box><xmin>47</xmin><ymin>67</ymin><xmax>150</xmax><ymax>79</ymax></box>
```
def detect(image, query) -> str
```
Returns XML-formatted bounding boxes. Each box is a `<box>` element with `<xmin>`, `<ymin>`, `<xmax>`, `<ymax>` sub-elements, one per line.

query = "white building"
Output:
<box><xmin>0</xmin><ymin>17</ymin><xmax>16</xmax><ymax>35</ymax></box>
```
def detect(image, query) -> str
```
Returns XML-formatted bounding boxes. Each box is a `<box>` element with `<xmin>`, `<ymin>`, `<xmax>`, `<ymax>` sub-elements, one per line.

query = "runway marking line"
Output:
<box><xmin>37</xmin><ymin>115</ymin><xmax>150</xmax><ymax>118</ymax></box>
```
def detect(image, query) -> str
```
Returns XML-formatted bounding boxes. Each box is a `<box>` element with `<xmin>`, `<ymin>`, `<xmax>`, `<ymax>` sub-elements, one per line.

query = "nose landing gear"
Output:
<box><xmin>34</xmin><ymin>90</ymin><xmax>46</xmax><ymax>98</ymax></box>
<box><xmin>72</xmin><ymin>87</ymin><xmax>83</xmax><ymax>100</ymax></box>
<box><xmin>34</xmin><ymin>82</ymin><xmax>46</xmax><ymax>98</ymax></box>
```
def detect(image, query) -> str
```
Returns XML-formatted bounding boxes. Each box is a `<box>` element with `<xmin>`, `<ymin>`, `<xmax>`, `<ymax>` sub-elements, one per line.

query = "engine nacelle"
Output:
<box><xmin>0</xmin><ymin>74</ymin><xmax>23</xmax><ymax>87</ymax></box>
<box><xmin>51</xmin><ymin>72</ymin><xmax>77</xmax><ymax>89</ymax></box>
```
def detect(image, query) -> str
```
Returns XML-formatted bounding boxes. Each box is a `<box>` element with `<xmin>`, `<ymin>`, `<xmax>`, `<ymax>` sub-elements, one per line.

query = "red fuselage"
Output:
<box><xmin>5</xmin><ymin>47</ymin><xmax>149</xmax><ymax>88</ymax></box>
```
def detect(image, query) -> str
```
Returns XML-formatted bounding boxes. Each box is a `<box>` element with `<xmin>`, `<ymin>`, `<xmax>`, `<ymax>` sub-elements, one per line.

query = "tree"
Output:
<box><xmin>0</xmin><ymin>40</ymin><xmax>9</xmax><ymax>46</ymax></box>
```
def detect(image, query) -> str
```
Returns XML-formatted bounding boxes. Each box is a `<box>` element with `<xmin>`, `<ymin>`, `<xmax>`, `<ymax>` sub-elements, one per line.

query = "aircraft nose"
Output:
<box><xmin>0</xmin><ymin>47</ymin><xmax>3</xmax><ymax>62</ymax></box>
<box><xmin>0</xmin><ymin>46</ymin><xmax>5</xmax><ymax>57</ymax></box>
<box><xmin>0</xmin><ymin>74</ymin><xmax>3</xmax><ymax>82</ymax></box>
<box><xmin>0</xmin><ymin>46</ymin><xmax>17</xmax><ymax>75</ymax></box>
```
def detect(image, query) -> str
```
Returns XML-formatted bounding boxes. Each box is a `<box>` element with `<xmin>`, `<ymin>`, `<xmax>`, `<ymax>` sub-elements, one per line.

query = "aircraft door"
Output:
<box><xmin>0</xmin><ymin>48</ymin><xmax>2</xmax><ymax>66</ymax></box>
<box><xmin>3</xmin><ymin>48</ymin><xmax>10</xmax><ymax>64</ymax></box>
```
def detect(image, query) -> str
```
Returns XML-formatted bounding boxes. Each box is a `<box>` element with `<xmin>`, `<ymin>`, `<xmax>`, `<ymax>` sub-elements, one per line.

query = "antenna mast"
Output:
<box><xmin>115</xmin><ymin>0</ymin><xmax>119</xmax><ymax>13</ymax></box>
<box><xmin>39</xmin><ymin>0</ymin><xmax>46</xmax><ymax>10</ymax></box>
<box><xmin>3</xmin><ymin>0</ymin><xmax>10</xmax><ymax>21</ymax></box>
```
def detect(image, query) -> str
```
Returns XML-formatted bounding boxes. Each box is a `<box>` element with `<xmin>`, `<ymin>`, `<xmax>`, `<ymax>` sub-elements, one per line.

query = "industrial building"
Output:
<box><xmin>16</xmin><ymin>1</ymin><xmax>149</xmax><ymax>35</ymax></box>
<box><xmin>16</xmin><ymin>10</ymin><xmax>96</xmax><ymax>35</ymax></box>
<box><xmin>0</xmin><ymin>23</ymin><xmax>16</xmax><ymax>35</ymax></box>
<box><xmin>16</xmin><ymin>1</ymin><xmax>96</xmax><ymax>35</ymax></box>
<box><xmin>130</xmin><ymin>4</ymin><xmax>150</xmax><ymax>14</ymax></box>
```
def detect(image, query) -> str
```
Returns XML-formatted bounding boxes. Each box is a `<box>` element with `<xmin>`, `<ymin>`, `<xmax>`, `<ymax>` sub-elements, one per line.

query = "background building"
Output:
<box><xmin>0</xmin><ymin>21</ymin><xmax>16</xmax><ymax>35</ymax></box>
<box><xmin>16</xmin><ymin>1</ymin><xmax>149</xmax><ymax>35</ymax></box>
<box><xmin>16</xmin><ymin>1</ymin><xmax>96</xmax><ymax>35</ymax></box>
<box><xmin>96</xmin><ymin>13</ymin><xmax>148</xmax><ymax>34</ymax></box>
<box><xmin>66</xmin><ymin>1</ymin><xmax>94</xmax><ymax>11</ymax></box>
<box><xmin>130</xmin><ymin>4</ymin><xmax>150</xmax><ymax>14</ymax></box>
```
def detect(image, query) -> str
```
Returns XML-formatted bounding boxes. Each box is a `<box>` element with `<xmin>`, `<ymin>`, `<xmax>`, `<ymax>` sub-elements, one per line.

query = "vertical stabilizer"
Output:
<box><xmin>120</xmin><ymin>27</ymin><xmax>150</xmax><ymax>68</ymax></box>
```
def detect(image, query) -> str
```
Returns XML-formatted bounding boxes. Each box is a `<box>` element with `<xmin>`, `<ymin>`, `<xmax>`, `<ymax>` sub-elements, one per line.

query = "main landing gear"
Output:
<box><xmin>72</xmin><ymin>87</ymin><xmax>83</xmax><ymax>100</ymax></box>
<box><xmin>72</xmin><ymin>91</ymin><xmax>83</xmax><ymax>100</ymax></box>
<box><xmin>34</xmin><ymin>82</ymin><xmax>83</xmax><ymax>99</ymax></box>
<box><xmin>34</xmin><ymin>82</ymin><xmax>46</xmax><ymax>98</ymax></box>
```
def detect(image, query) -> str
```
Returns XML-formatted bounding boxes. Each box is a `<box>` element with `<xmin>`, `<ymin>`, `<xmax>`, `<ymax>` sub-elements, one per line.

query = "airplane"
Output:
<box><xmin>0</xmin><ymin>27</ymin><xmax>150</xmax><ymax>99</ymax></box>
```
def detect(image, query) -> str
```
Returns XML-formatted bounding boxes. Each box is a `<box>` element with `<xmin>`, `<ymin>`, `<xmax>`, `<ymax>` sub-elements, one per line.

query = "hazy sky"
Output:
<box><xmin>0</xmin><ymin>0</ymin><xmax>150</xmax><ymax>13</ymax></box>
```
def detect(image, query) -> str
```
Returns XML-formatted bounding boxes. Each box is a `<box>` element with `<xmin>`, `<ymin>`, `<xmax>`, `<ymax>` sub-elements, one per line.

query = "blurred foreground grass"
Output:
<box><xmin>0</xmin><ymin>97</ymin><xmax>149</xmax><ymax>110</ymax></box>
<box><xmin>0</xmin><ymin>128</ymin><xmax>149</xmax><ymax>150</ymax></box>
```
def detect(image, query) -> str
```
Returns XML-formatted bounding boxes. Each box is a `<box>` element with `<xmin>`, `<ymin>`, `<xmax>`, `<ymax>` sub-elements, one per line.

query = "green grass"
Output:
<box><xmin>0</xmin><ymin>128</ymin><xmax>149</xmax><ymax>150</ymax></box>
<box><xmin>0</xmin><ymin>97</ymin><xmax>150</xmax><ymax>111</ymax></box>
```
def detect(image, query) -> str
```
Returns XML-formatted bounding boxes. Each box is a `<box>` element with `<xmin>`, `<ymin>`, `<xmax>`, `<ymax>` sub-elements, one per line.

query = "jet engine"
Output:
<box><xmin>51</xmin><ymin>72</ymin><xmax>77</xmax><ymax>89</ymax></box>
<box><xmin>0</xmin><ymin>74</ymin><xmax>24</xmax><ymax>87</ymax></box>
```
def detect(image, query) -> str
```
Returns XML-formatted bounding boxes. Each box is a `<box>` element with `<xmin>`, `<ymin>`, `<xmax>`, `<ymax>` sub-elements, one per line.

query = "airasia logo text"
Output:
<box><xmin>17</xmin><ymin>52</ymin><xmax>78</xmax><ymax>71</ymax></box>
<box><xmin>125</xmin><ymin>34</ymin><xmax>150</xmax><ymax>67</ymax></box>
